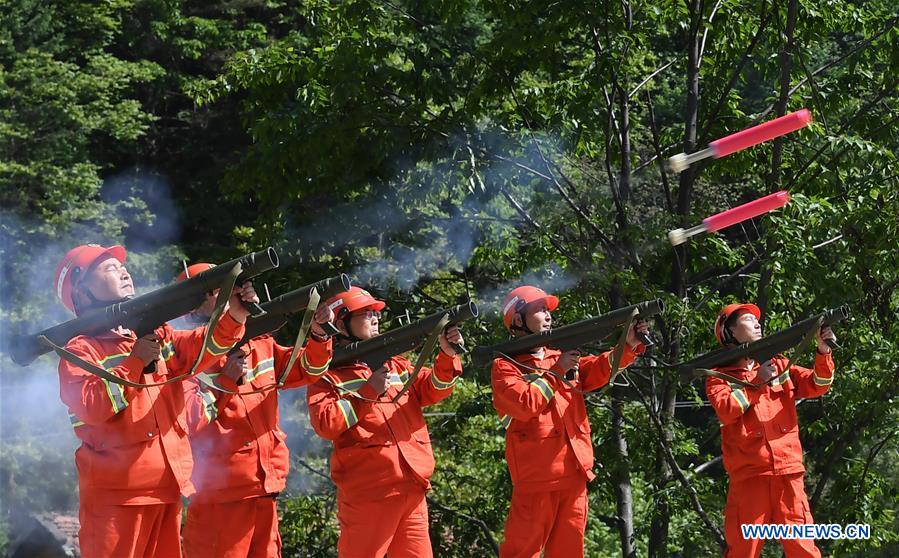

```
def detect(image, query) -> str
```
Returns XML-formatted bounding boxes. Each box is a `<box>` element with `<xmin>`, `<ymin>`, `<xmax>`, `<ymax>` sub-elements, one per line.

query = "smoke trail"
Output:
<box><xmin>0</xmin><ymin>213</ymin><xmax>91</xmax><ymax>517</ymax></box>
<box><xmin>474</xmin><ymin>262</ymin><xmax>582</xmax><ymax>319</ymax></box>
<box><xmin>0</xmin><ymin>169</ymin><xmax>187</xmax><ymax>525</ymax></box>
<box><xmin>102</xmin><ymin>167</ymin><xmax>182</xmax><ymax>252</ymax></box>
<box><xmin>274</xmin><ymin>183</ymin><xmax>482</xmax><ymax>292</ymax></box>
<box><xmin>270</xmin><ymin>128</ymin><xmax>579</xmax><ymax>295</ymax></box>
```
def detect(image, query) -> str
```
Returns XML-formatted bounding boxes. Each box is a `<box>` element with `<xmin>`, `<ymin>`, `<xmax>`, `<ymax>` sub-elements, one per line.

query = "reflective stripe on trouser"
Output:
<box><xmin>336</xmin><ymin>487</ymin><xmax>432</xmax><ymax>558</ymax></box>
<box><xmin>500</xmin><ymin>481</ymin><xmax>588</xmax><ymax>558</ymax></box>
<box><xmin>183</xmin><ymin>496</ymin><xmax>281</xmax><ymax>558</ymax></box>
<box><xmin>723</xmin><ymin>473</ymin><xmax>821</xmax><ymax>558</ymax></box>
<box><xmin>78</xmin><ymin>500</ymin><xmax>182</xmax><ymax>558</ymax></box>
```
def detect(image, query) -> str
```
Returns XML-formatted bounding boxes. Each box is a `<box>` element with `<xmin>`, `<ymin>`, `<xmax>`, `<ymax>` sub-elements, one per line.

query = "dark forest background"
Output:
<box><xmin>2</xmin><ymin>1</ymin><xmax>897</xmax><ymax>555</ymax></box>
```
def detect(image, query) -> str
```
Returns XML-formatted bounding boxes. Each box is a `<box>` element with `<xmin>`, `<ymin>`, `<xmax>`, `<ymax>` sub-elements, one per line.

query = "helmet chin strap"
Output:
<box><xmin>722</xmin><ymin>315</ymin><xmax>741</xmax><ymax>346</ymax></box>
<box><xmin>336</xmin><ymin>315</ymin><xmax>363</xmax><ymax>343</ymax></box>
<box><xmin>510</xmin><ymin>311</ymin><xmax>534</xmax><ymax>335</ymax></box>
<box><xmin>74</xmin><ymin>289</ymin><xmax>131</xmax><ymax>315</ymax></box>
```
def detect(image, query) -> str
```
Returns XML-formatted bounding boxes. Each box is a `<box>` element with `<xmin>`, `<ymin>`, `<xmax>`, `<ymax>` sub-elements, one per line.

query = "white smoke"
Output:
<box><xmin>474</xmin><ymin>262</ymin><xmax>582</xmax><ymax>319</ymax></box>
<box><xmin>0</xmin><ymin>168</ymin><xmax>187</xmax><ymax>520</ymax></box>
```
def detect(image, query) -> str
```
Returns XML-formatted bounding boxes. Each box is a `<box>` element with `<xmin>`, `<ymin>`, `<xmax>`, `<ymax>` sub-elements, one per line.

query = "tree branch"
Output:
<box><xmin>427</xmin><ymin>496</ymin><xmax>500</xmax><ymax>556</ymax></box>
<box><xmin>645</xmin><ymin>90</ymin><xmax>675</xmax><ymax>213</ymax></box>
<box><xmin>691</xmin><ymin>455</ymin><xmax>723</xmax><ymax>476</ymax></box>
<box><xmin>756</xmin><ymin>15</ymin><xmax>899</xmax><ymax>122</ymax></box>
<box><xmin>629</xmin><ymin>59</ymin><xmax>676</xmax><ymax>99</ymax></box>
<box><xmin>810</xmin><ymin>365</ymin><xmax>899</xmax><ymax>507</ymax></box>
<box><xmin>631</xmin><ymin>381</ymin><xmax>727</xmax><ymax>548</ymax></box>
<box><xmin>498</xmin><ymin>185</ymin><xmax>584</xmax><ymax>268</ymax></box>
<box><xmin>786</xmin><ymin>84</ymin><xmax>894</xmax><ymax>188</ymax></box>
<box><xmin>699</xmin><ymin>2</ymin><xmax>772</xmax><ymax>139</ymax></box>
<box><xmin>854</xmin><ymin>431</ymin><xmax>897</xmax><ymax>503</ymax></box>
<box><xmin>697</xmin><ymin>0</ymin><xmax>726</xmax><ymax>68</ymax></box>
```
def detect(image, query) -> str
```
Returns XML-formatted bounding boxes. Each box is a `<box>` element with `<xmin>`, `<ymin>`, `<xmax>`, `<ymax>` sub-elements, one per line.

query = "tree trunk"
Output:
<box><xmin>759</xmin><ymin>0</ymin><xmax>797</xmax><ymax>321</ymax></box>
<box><xmin>655</xmin><ymin>2</ymin><xmax>704</xmax><ymax>553</ymax></box>
<box><xmin>611</xmin><ymin>389</ymin><xmax>637</xmax><ymax>558</ymax></box>
<box><xmin>771</xmin><ymin>0</ymin><xmax>799</xmax><ymax>185</ymax></box>
<box><xmin>671</xmin><ymin>0</ymin><xmax>703</xmax><ymax>297</ymax></box>
<box><xmin>608</xmin><ymin>4</ymin><xmax>638</xmax><ymax>552</ymax></box>
<box><xmin>649</xmin><ymin>382</ymin><xmax>676</xmax><ymax>558</ymax></box>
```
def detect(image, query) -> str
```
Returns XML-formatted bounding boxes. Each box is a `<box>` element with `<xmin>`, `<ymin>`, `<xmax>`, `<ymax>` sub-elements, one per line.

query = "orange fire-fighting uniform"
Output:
<box><xmin>707</xmin><ymin>352</ymin><xmax>835</xmax><ymax>558</ymax></box>
<box><xmin>307</xmin><ymin>351</ymin><xmax>462</xmax><ymax>558</ymax></box>
<box><xmin>492</xmin><ymin>344</ymin><xmax>641</xmax><ymax>558</ymax></box>
<box><xmin>59</xmin><ymin>313</ymin><xmax>244</xmax><ymax>558</ymax></box>
<box><xmin>182</xmin><ymin>334</ymin><xmax>333</xmax><ymax>558</ymax></box>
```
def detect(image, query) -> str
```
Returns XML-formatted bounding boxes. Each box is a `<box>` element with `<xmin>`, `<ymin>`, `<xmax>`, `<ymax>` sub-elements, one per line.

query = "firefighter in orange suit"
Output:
<box><xmin>178</xmin><ymin>263</ymin><xmax>335</xmax><ymax>558</ymax></box>
<box><xmin>706</xmin><ymin>303</ymin><xmax>836</xmax><ymax>558</ymax></box>
<box><xmin>492</xmin><ymin>286</ymin><xmax>649</xmax><ymax>558</ymax></box>
<box><xmin>306</xmin><ymin>287</ymin><xmax>464</xmax><ymax>558</ymax></box>
<box><xmin>54</xmin><ymin>244</ymin><xmax>257</xmax><ymax>558</ymax></box>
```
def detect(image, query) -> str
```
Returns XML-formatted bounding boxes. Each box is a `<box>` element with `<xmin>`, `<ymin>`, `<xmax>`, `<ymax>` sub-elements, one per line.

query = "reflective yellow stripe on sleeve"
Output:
<box><xmin>206</xmin><ymin>335</ymin><xmax>233</xmax><ymax>357</ymax></box>
<box><xmin>334</xmin><ymin>378</ymin><xmax>368</xmax><ymax>394</ymax></box>
<box><xmin>388</xmin><ymin>372</ymin><xmax>405</xmax><ymax>387</ymax></box>
<box><xmin>102</xmin><ymin>378</ymin><xmax>128</xmax><ymax>414</ymax></box>
<box><xmin>245</xmin><ymin>358</ymin><xmax>275</xmax><ymax>382</ymax></box>
<box><xmin>430</xmin><ymin>371</ymin><xmax>457</xmax><ymax>391</ymax></box>
<box><xmin>532</xmin><ymin>377</ymin><xmax>554</xmax><ymax>403</ymax></box>
<box><xmin>160</xmin><ymin>340</ymin><xmax>175</xmax><ymax>362</ymax></box>
<box><xmin>729</xmin><ymin>384</ymin><xmax>750</xmax><ymax>413</ymax></box>
<box><xmin>771</xmin><ymin>370</ymin><xmax>791</xmax><ymax>386</ymax></box>
<box><xmin>336</xmin><ymin>398</ymin><xmax>358</xmax><ymax>429</ymax></box>
<box><xmin>300</xmin><ymin>352</ymin><xmax>331</xmax><ymax>376</ymax></box>
<box><xmin>95</xmin><ymin>352</ymin><xmax>130</xmax><ymax>414</ymax></box>
<box><xmin>98</xmin><ymin>352</ymin><xmax>129</xmax><ymax>369</ymax></box>
<box><xmin>69</xmin><ymin>413</ymin><xmax>84</xmax><ymax>428</ymax></box>
<box><xmin>200</xmin><ymin>389</ymin><xmax>218</xmax><ymax>423</ymax></box>
<box><xmin>813</xmin><ymin>373</ymin><xmax>834</xmax><ymax>386</ymax></box>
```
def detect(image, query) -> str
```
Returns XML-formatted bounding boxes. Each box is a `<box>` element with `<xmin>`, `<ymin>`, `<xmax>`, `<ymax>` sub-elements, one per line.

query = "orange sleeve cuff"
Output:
<box><xmin>812</xmin><ymin>351</ymin><xmax>835</xmax><ymax>386</ymax></box>
<box><xmin>214</xmin><ymin>312</ymin><xmax>245</xmax><ymax>342</ymax></box>
<box><xmin>620</xmin><ymin>342</ymin><xmax>643</xmax><ymax>367</ymax></box>
<box><xmin>301</xmin><ymin>338</ymin><xmax>333</xmax><ymax>375</ymax></box>
<box><xmin>433</xmin><ymin>351</ymin><xmax>463</xmax><ymax>381</ymax></box>
<box><xmin>121</xmin><ymin>355</ymin><xmax>147</xmax><ymax>382</ymax></box>
<box><xmin>215</xmin><ymin>374</ymin><xmax>240</xmax><ymax>392</ymax></box>
<box><xmin>814</xmin><ymin>351</ymin><xmax>834</xmax><ymax>374</ymax></box>
<box><xmin>356</xmin><ymin>382</ymin><xmax>381</xmax><ymax>401</ymax></box>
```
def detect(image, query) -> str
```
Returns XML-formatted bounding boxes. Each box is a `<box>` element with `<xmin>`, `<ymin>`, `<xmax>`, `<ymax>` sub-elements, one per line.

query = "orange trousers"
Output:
<box><xmin>724</xmin><ymin>473</ymin><xmax>821</xmax><ymax>558</ymax></box>
<box><xmin>78</xmin><ymin>500</ymin><xmax>181</xmax><ymax>558</ymax></box>
<box><xmin>336</xmin><ymin>488</ymin><xmax>432</xmax><ymax>558</ymax></box>
<box><xmin>500</xmin><ymin>481</ymin><xmax>588</xmax><ymax>558</ymax></box>
<box><xmin>183</xmin><ymin>496</ymin><xmax>281</xmax><ymax>558</ymax></box>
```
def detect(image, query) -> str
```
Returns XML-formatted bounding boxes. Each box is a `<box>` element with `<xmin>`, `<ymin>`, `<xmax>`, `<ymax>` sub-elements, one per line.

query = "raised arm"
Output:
<box><xmin>706</xmin><ymin>375</ymin><xmax>759</xmax><ymax>426</ymax></box>
<box><xmin>491</xmin><ymin>357</ymin><xmax>557</xmax><ymax>421</ymax></box>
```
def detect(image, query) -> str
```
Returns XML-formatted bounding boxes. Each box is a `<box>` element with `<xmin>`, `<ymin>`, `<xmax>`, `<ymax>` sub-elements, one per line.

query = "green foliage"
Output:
<box><xmin>205</xmin><ymin>0</ymin><xmax>899</xmax><ymax>554</ymax></box>
<box><xmin>1</xmin><ymin>0</ymin><xmax>898</xmax><ymax>556</ymax></box>
<box><xmin>279</xmin><ymin>492</ymin><xmax>339</xmax><ymax>558</ymax></box>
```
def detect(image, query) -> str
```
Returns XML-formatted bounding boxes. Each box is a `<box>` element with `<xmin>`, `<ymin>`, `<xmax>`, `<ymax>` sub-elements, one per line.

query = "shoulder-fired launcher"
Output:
<box><xmin>6</xmin><ymin>248</ymin><xmax>279</xmax><ymax>366</ymax></box>
<box><xmin>470</xmin><ymin>298</ymin><xmax>665</xmax><ymax>368</ymax></box>
<box><xmin>678</xmin><ymin>306</ymin><xmax>849</xmax><ymax>376</ymax></box>
<box><xmin>332</xmin><ymin>301</ymin><xmax>479</xmax><ymax>370</ymax></box>
<box><xmin>237</xmin><ymin>274</ymin><xmax>352</xmax><ymax>345</ymax></box>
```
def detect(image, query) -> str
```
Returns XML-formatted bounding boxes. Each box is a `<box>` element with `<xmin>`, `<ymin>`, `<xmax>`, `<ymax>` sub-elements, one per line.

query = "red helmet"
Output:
<box><xmin>177</xmin><ymin>263</ymin><xmax>215</xmax><ymax>283</ymax></box>
<box><xmin>54</xmin><ymin>244</ymin><xmax>127</xmax><ymax>314</ymax></box>
<box><xmin>714</xmin><ymin>303</ymin><xmax>761</xmax><ymax>346</ymax></box>
<box><xmin>325</xmin><ymin>286</ymin><xmax>386</xmax><ymax>320</ymax></box>
<box><xmin>501</xmin><ymin>286</ymin><xmax>559</xmax><ymax>329</ymax></box>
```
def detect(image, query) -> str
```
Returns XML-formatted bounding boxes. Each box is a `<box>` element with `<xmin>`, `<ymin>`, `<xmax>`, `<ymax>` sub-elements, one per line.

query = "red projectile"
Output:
<box><xmin>668</xmin><ymin>190</ymin><xmax>791</xmax><ymax>246</ymax></box>
<box><xmin>669</xmin><ymin>110</ymin><xmax>813</xmax><ymax>172</ymax></box>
